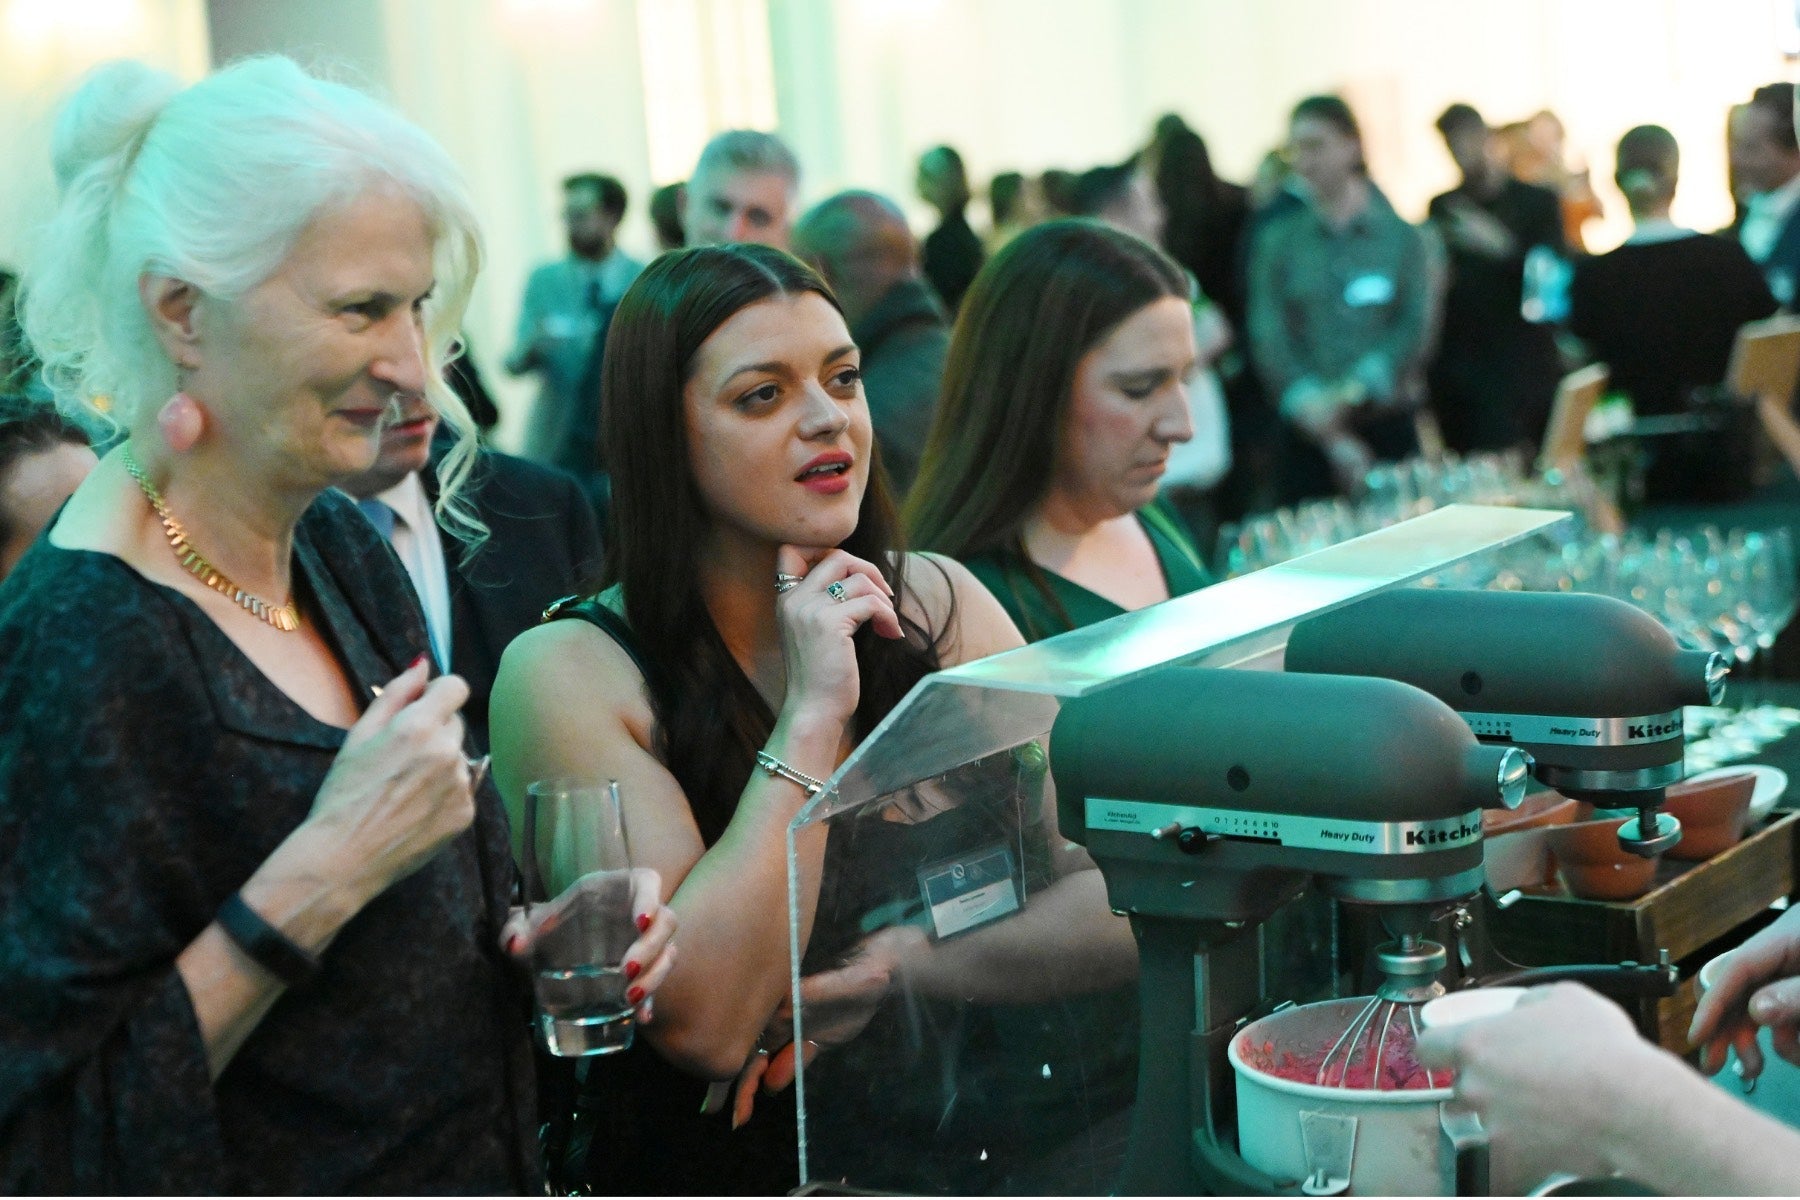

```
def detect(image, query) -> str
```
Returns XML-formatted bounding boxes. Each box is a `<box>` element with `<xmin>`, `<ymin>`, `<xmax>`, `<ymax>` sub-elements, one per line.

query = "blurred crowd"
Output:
<box><xmin>12</xmin><ymin>83</ymin><xmax>1800</xmax><ymax>580</ymax></box>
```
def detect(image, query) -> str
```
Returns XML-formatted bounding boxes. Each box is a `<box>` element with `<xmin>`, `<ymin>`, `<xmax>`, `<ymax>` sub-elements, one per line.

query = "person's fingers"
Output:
<box><xmin>638</xmin><ymin>994</ymin><xmax>655</xmax><ymax>1026</ymax></box>
<box><xmin>1690</xmin><ymin>988</ymin><xmax>1730</xmax><ymax>1046</ymax></box>
<box><xmin>732</xmin><ymin>1052</ymin><xmax>770</xmax><ymax>1130</ymax></box>
<box><xmin>832</xmin><ymin>553</ymin><xmax>895</xmax><ymax>598</ymax></box>
<box><xmin>1700</xmin><ymin>1032</ymin><xmax>1732</xmax><ymax>1076</ymax></box>
<box><xmin>814</xmin><ymin>572</ymin><xmax>901</xmax><ymax>637</ymax></box>
<box><xmin>1771</xmin><ymin>1021</ymin><xmax>1800</xmax><ymax>1067</ymax></box>
<box><xmin>499</xmin><ymin>907</ymin><xmax>531</xmax><ymax>961</ymax></box>
<box><xmin>622</xmin><ymin>904</ymin><xmax>676</xmax><ymax>978</ymax></box>
<box><xmin>776</xmin><ymin>544</ymin><xmax>818</xmax><ymax>583</ymax></box>
<box><xmin>1737</xmin><ymin>1023</ymin><xmax>1766</xmax><ymax>1080</ymax></box>
<box><xmin>798</xmin><ymin>954</ymin><xmax>890</xmax><ymax>1010</ymax></box>
<box><xmin>629</xmin><ymin>867</ymin><xmax>666</xmax><ymax>923</ymax></box>
<box><xmin>781</xmin><ymin>547</ymin><xmax>894</xmax><ymax>599</ymax></box>
<box><xmin>779</xmin><ymin>543</ymin><xmax>865</xmax><ymax>582</ymax></box>
<box><xmin>762</xmin><ymin>1042</ymin><xmax>799</xmax><ymax>1093</ymax></box>
<box><xmin>399</xmin><ymin>672</ymin><xmax>472</xmax><ymax>730</ymax></box>
<box><xmin>627</xmin><ymin>936</ymin><xmax>676</xmax><ymax>1008</ymax></box>
<box><xmin>829</xmin><ymin>594</ymin><xmax>903</xmax><ymax>640</ymax></box>
<box><xmin>1414</xmin><ymin>1025</ymin><xmax>1461</xmax><ymax>1072</ymax></box>
<box><xmin>344</xmin><ymin>655</ymin><xmax>432</xmax><ymax>747</ymax></box>
<box><xmin>1750</xmin><ymin>978</ymin><xmax>1800</xmax><ymax>1029</ymax></box>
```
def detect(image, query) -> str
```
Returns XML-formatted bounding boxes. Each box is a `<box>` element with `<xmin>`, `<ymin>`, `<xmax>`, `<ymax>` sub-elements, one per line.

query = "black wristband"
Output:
<box><xmin>215</xmin><ymin>892</ymin><xmax>320</xmax><ymax>987</ymax></box>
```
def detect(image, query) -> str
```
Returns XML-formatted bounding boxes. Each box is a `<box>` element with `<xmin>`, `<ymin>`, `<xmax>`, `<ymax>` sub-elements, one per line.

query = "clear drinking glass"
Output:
<box><xmin>522</xmin><ymin>779</ymin><xmax>639</xmax><ymax>1056</ymax></box>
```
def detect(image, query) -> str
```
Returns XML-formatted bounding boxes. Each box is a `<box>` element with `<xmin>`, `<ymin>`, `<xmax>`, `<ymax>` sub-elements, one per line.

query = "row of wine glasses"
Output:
<box><xmin>1214</xmin><ymin>450</ymin><xmax>1529</xmax><ymax>578</ymax></box>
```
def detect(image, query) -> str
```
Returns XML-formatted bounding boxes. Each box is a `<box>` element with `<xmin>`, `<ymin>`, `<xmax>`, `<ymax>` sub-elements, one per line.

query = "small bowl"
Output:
<box><xmin>1546</xmin><ymin>817</ymin><xmax>1660</xmax><ymax>901</ymax></box>
<box><xmin>1687</xmin><ymin>764</ymin><xmax>1788</xmax><ymax>824</ymax></box>
<box><xmin>1661</xmin><ymin>772</ymin><xmax>1756</xmax><ymax>861</ymax></box>
<box><xmin>1483</xmin><ymin>791</ymin><xmax>1580</xmax><ymax>838</ymax></box>
<box><xmin>1485</xmin><ymin>793</ymin><xmax>1582</xmax><ymax>892</ymax></box>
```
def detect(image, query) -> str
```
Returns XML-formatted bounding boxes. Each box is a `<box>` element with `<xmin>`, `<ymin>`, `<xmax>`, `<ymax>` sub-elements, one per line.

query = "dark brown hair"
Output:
<box><xmin>0</xmin><ymin>397</ymin><xmax>90</xmax><ymax>551</ymax></box>
<box><xmin>904</xmin><ymin>219</ymin><xmax>1187</xmax><ymax>636</ymax></box>
<box><xmin>599</xmin><ymin>243</ymin><xmax>943</xmax><ymax>841</ymax></box>
<box><xmin>1614</xmin><ymin>124</ymin><xmax>1679</xmax><ymax>210</ymax></box>
<box><xmin>1291</xmin><ymin>93</ymin><xmax>1368</xmax><ymax>174</ymax></box>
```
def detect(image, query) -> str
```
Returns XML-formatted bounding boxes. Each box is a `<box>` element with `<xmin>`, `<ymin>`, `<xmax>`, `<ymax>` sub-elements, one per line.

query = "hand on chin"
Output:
<box><xmin>781</xmin><ymin>543</ymin><xmax>839</xmax><ymax>572</ymax></box>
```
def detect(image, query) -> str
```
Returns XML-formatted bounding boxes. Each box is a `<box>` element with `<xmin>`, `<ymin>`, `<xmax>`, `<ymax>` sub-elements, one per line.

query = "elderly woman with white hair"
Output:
<box><xmin>0</xmin><ymin>57</ymin><xmax>673</xmax><ymax>1193</ymax></box>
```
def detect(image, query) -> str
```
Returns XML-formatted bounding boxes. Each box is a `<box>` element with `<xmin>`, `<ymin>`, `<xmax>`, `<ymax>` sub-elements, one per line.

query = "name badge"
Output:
<box><xmin>1343</xmin><ymin>273</ymin><xmax>1395</xmax><ymax>307</ymax></box>
<box><xmin>916</xmin><ymin>844</ymin><xmax>1021</xmax><ymax>940</ymax></box>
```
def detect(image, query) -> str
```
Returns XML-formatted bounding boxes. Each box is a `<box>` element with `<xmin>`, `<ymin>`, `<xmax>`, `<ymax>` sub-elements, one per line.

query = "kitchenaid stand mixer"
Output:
<box><xmin>1052</xmin><ymin>589</ymin><xmax>1729</xmax><ymax>1195</ymax></box>
<box><xmin>1053</xmin><ymin>667</ymin><xmax>1528</xmax><ymax>1195</ymax></box>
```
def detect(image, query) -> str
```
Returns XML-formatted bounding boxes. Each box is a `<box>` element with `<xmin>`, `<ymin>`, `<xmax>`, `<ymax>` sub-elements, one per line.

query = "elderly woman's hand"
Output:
<box><xmin>300</xmin><ymin>658</ymin><xmax>476</xmax><ymax>906</ymax></box>
<box><xmin>1690</xmin><ymin>904</ymin><xmax>1800</xmax><ymax>1080</ymax></box>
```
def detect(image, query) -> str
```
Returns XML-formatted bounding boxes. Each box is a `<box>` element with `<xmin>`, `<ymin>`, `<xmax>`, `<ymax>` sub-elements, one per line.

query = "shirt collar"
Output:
<box><xmin>1303</xmin><ymin>180</ymin><xmax>1391</xmax><ymax>237</ymax></box>
<box><xmin>1750</xmin><ymin>171</ymin><xmax>1800</xmax><ymax>221</ymax></box>
<box><xmin>373</xmin><ymin>470</ymin><xmax>435</xmax><ymax>535</ymax></box>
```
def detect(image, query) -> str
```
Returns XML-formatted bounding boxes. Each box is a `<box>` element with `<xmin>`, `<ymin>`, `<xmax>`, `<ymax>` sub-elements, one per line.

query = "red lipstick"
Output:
<box><xmin>795</xmin><ymin>451</ymin><xmax>854</xmax><ymax>494</ymax></box>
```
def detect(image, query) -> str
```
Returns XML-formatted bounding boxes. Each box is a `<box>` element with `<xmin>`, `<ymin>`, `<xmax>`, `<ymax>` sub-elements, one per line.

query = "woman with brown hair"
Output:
<box><xmin>907</xmin><ymin>219</ymin><xmax>1211</xmax><ymax>642</ymax></box>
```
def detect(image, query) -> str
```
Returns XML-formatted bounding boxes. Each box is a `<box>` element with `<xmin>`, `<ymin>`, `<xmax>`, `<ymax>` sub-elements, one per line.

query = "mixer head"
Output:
<box><xmin>1286</xmin><ymin>588</ymin><xmax>1728</xmax><ymax>858</ymax></box>
<box><xmin>1052</xmin><ymin>667</ymin><xmax>1529</xmax><ymax>925</ymax></box>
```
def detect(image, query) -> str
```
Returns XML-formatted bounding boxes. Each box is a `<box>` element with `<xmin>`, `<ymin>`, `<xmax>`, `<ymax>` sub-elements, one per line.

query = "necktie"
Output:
<box><xmin>357</xmin><ymin>497</ymin><xmax>397</xmax><ymax>541</ymax></box>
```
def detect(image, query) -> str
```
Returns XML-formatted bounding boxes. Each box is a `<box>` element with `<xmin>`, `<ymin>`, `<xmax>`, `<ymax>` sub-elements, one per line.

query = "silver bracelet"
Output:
<box><xmin>755</xmin><ymin>750</ymin><xmax>827</xmax><ymax>797</ymax></box>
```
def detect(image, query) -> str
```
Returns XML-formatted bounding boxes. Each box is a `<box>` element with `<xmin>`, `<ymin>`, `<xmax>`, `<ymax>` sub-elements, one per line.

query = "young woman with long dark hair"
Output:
<box><xmin>490</xmin><ymin>244</ymin><xmax>1132</xmax><ymax>1193</ymax></box>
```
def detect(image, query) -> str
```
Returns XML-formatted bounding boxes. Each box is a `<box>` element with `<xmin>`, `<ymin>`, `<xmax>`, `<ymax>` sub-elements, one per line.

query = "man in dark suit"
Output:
<box><xmin>1728</xmin><ymin>83</ymin><xmax>1800</xmax><ymax>308</ymax></box>
<box><xmin>1427</xmin><ymin>102</ymin><xmax>1567</xmax><ymax>454</ymax></box>
<box><xmin>338</xmin><ymin>391</ymin><xmax>602</xmax><ymax>751</ymax></box>
<box><xmin>916</xmin><ymin>146</ymin><xmax>985</xmax><ymax>314</ymax></box>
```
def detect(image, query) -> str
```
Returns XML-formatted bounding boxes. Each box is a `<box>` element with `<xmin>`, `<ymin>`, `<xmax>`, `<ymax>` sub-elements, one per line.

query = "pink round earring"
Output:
<box><xmin>157</xmin><ymin>390</ymin><xmax>206</xmax><ymax>452</ymax></box>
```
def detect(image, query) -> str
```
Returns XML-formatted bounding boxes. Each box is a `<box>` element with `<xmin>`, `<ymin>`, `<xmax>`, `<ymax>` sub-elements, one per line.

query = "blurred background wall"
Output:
<box><xmin>1</xmin><ymin>0</ymin><xmax>1794</xmax><ymax>450</ymax></box>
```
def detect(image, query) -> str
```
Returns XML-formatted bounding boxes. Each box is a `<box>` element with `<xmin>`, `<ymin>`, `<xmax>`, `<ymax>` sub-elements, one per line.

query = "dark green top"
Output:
<box><xmin>961</xmin><ymin>504</ymin><xmax>1212</xmax><ymax>642</ymax></box>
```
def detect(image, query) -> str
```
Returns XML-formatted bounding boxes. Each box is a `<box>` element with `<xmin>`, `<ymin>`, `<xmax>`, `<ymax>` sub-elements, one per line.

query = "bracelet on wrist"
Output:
<box><xmin>215</xmin><ymin>891</ymin><xmax>321</xmax><ymax>987</ymax></box>
<box><xmin>755</xmin><ymin>750</ymin><xmax>828</xmax><ymax>797</ymax></box>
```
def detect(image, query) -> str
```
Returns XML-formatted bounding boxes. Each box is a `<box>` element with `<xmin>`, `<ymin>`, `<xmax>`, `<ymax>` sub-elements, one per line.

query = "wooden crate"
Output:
<box><xmin>1486</xmin><ymin>811</ymin><xmax>1800</xmax><ymax>1053</ymax></box>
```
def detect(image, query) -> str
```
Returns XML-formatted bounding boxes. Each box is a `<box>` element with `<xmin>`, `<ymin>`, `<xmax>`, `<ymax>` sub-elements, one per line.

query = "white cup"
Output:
<box><xmin>1419</xmin><ymin>986</ymin><xmax>1530</xmax><ymax>1032</ymax></box>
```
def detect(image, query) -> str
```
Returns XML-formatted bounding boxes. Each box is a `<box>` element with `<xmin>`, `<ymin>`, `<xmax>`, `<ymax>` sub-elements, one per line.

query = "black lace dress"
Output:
<box><xmin>0</xmin><ymin>490</ymin><xmax>539</xmax><ymax>1194</ymax></box>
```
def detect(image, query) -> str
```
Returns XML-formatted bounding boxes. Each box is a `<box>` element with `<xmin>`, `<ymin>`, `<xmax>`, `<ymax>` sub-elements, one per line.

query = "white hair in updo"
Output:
<box><xmin>20</xmin><ymin>55</ymin><xmax>486</xmax><ymax>541</ymax></box>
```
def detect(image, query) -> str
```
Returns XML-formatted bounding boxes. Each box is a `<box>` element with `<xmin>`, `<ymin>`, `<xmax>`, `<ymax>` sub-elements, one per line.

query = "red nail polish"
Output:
<box><xmin>624</xmin><ymin>960</ymin><xmax>641</xmax><ymax>980</ymax></box>
<box><xmin>626</xmin><ymin>985</ymin><xmax>645</xmax><ymax>1005</ymax></box>
<box><xmin>636</xmin><ymin>912</ymin><xmax>652</xmax><ymax>932</ymax></box>
<box><xmin>408</xmin><ymin>653</ymin><xmax>429</xmax><ymax>671</ymax></box>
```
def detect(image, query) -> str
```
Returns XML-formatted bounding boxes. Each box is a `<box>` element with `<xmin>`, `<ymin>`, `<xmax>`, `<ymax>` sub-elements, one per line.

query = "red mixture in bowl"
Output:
<box><xmin>1238</xmin><ymin>1012</ymin><xmax>1448</xmax><ymax>1091</ymax></box>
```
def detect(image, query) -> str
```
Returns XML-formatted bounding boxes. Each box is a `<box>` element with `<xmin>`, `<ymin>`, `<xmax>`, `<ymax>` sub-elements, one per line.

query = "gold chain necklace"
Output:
<box><xmin>120</xmin><ymin>445</ymin><xmax>301</xmax><ymax>632</ymax></box>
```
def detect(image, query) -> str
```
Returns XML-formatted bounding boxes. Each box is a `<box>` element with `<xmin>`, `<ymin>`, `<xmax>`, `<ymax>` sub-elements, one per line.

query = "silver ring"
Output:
<box><xmin>775</xmin><ymin>572</ymin><xmax>804</xmax><ymax>595</ymax></box>
<box><xmin>826</xmin><ymin>580</ymin><xmax>849</xmax><ymax>603</ymax></box>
